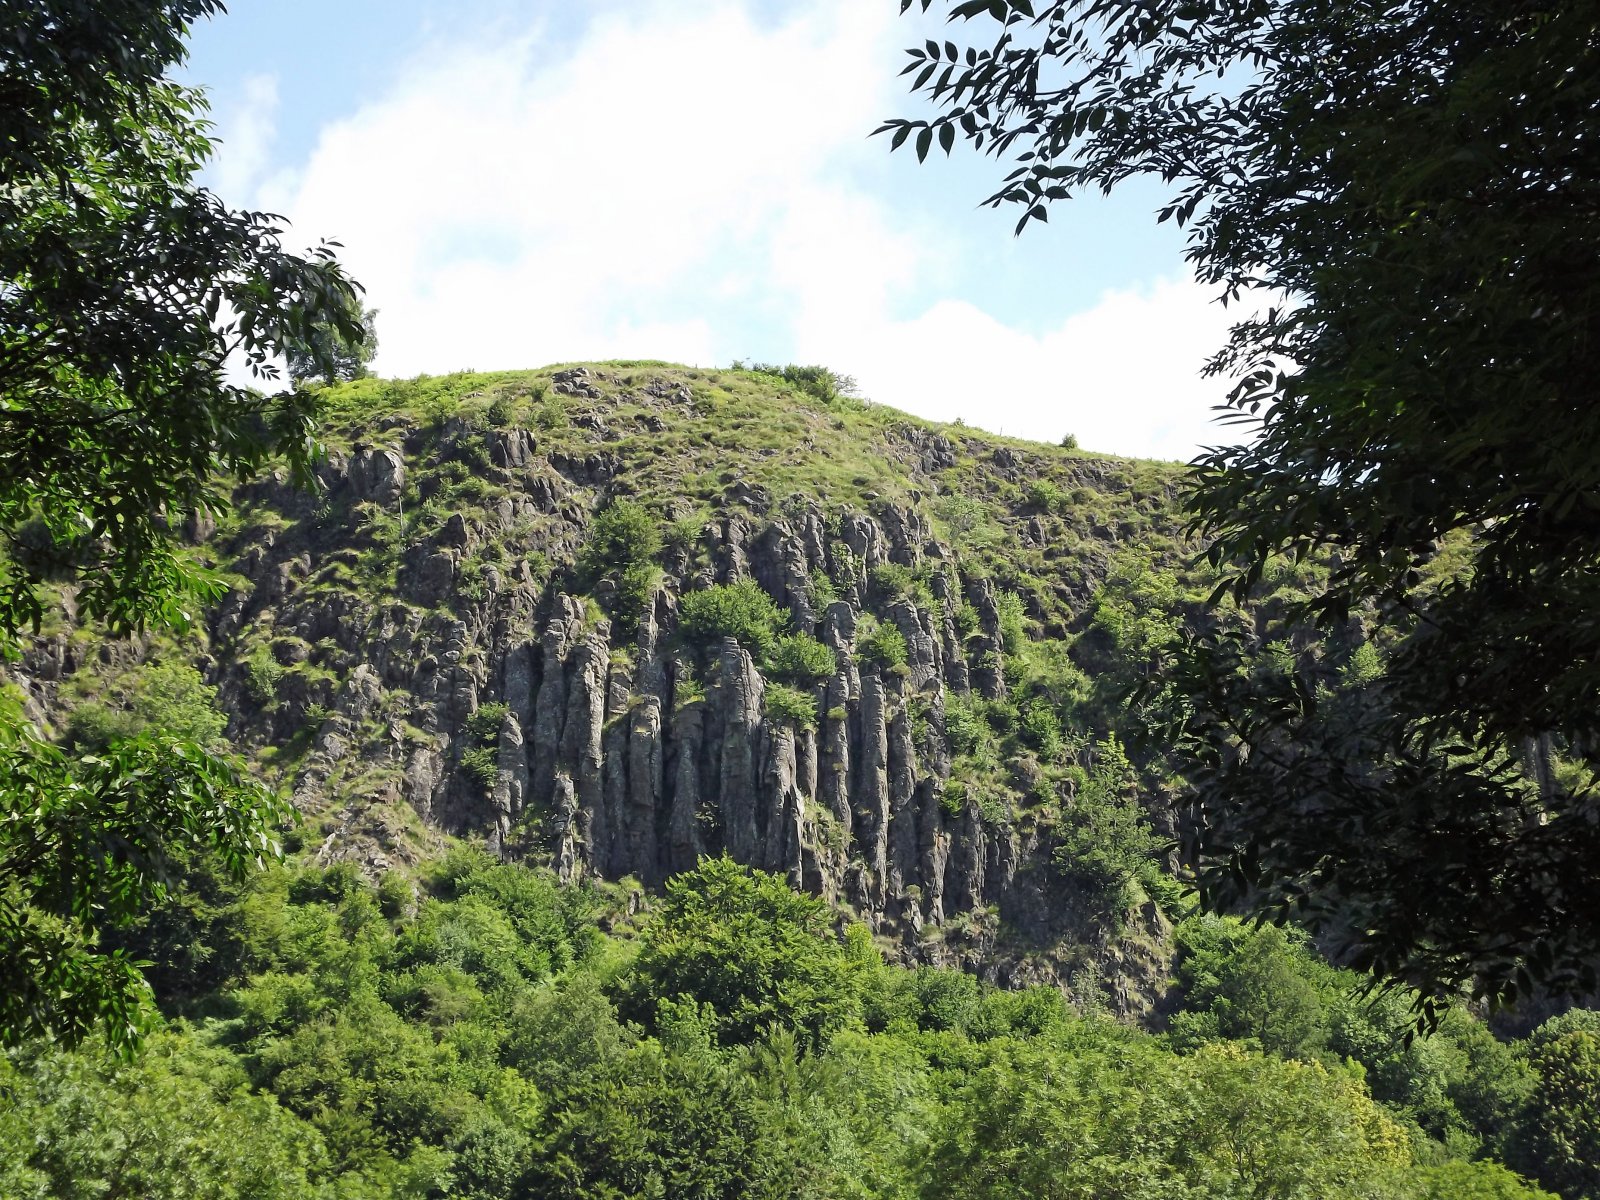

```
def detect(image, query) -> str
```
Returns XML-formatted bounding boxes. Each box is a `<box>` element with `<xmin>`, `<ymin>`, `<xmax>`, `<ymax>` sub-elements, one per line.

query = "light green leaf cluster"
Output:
<box><xmin>0</xmin><ymin>853</ymin><xmax>1562</xmax><ymax>1200</ymax></box>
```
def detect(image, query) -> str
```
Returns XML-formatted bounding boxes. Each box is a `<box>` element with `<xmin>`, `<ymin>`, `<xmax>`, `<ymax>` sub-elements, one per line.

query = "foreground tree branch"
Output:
<box><xmin>884</xmin><ymin>0</ymin><xmax>1600</xmax><ymax>1013</ymax></box>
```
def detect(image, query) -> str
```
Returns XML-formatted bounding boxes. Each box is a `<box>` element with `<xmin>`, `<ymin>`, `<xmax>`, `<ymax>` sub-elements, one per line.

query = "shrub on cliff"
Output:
<box><xmin>857</xmin><ymin>619</ymin><xmax>908</xmax><ymax>671</ymax></box>
<box><xmin>764</xmin><ymin>684</ymin><xmax>818</xmax><ymax>731</ymax></box>
<box><xmin>767</xmin><ymin>633</ymin><xmax>836</xmax><ymax>685</ymax></box>
<box><xmin>65</xmin><ymin>662</ymin><xmax>229</xmax><ymax>752</ymax></box>
<box><xmin>579</xmin><ymin>500</ymin><xmax>663</xmax><ymax>634</ymax></box>
<box><xmin>677</xmin><ymin>580</ymin><xmax>787</xmax><ymax>659</ymax></box>
<box><xmin>1054</xmin><ymin>736</ymin><xmax>1158</xmax><ymax>911</ymax></box>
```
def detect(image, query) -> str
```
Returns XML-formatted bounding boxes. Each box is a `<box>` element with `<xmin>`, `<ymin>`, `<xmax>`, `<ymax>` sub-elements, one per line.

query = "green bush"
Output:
<box><xmin>461</xmin><ymin>745</ymin><xmax>499</xmax><ymax>788</ymax></box>
<box><xmin>665</xmin><ymin>508</ymin><xmax>709</xmax><ymax>555</ymax></box>
<box><xmin>396</xmin><ymin>895</ymin><xmax>533</xmax><ymax>992</ymax></box>
<box><xmin>376</xmin><ymin>871</ymin><xmax>414</xmax><ymax>920</ymax></box>
<box><xmin>1025</xmin><ymin>479</ymin><xmax>1068</xmax><ymax>514</ymax></box>
<box><xmin>431</xmin><ymin>850</ymin><xmax>584</xmax><ymax>977</ymax></box>
<box><xmin>531</xmin><ymin>396</ymin><xmax>562</xmax><ymax>431</ymax></box>
<box><xmin>678</xmin><ymin>579</ymin><xmax>786</xmax><ymax>658</ymax></box>
<box><xmin>940</xmin><ymin>779</ymin><xmax>968</xmax><ymax>817</ymax></box>
<box><xmin>857</xmin><ymin>619</ymin><xmax>908</xmax><ymax>670</ymax></box>
<box><xmin>935</xmin><ymin>493</ymin><xmax>1002</xmax><ymax>551</ymax></box>
<box><xmin>869</xmin><ymin>562</ymin><xmax>934</xmax><ymax>610</ymax></box>
<box><xmin>286</xmin><ymin>860</ymin><xmax>368</xmax><ymax>906</ymax></box>
<box><xmin>807</xmin><ymin>567</ymin><xmax>839</xmax><ymax>609</ymax></box>
<box><xmin>244</xmin><ymin>644</ymin><xmax>283</xmax><ymax>706</ymax></box>
<box><xmin>1515</xmin><ymin>1009</ymin><xmax>1600</xmax><ymax>1198</ymax></box>
<box><xmin>615</xmin><ymin>562</ymin><xmax>662</xmax><ymax>625</ymax></box>
<box><xmin>70</xmin><ymin>659</ymin><xmax>232</xmax><ymax>752</ymax></box>
<box><xmin>737</xmin><ymin>361</ymin><xmax>857</xmax><ymax>406</ymax></box>
<box><xmin>954</xmin><ymin>600</ymin><xmax>982</xmax><ymax>640</ymax></box>
<box><xmin>122</xmin><ymin>662</ymin><xmax>228</xmax><ymax>743</ymax></box>
<box><xmin>767</xmin><ymin>633</ymin><xmax>836</xmax><ymax>684</ymax></box>
<box><xmin>996</xmin><ymin>591</ymin><xmax>1028</xmax><ymax>656</ymax></box>
<box><xmin>486</xmin><ymin>395</ymin><xmax>516</xmax><ymax>426</ymax></box>
<box><xmin>1019</xmin><ymin>697</ymin><xmax>1064</xmax><ymax>759</ymax></box>
<box><xmin>1017</xmin><ymin>640</ymin><xmax>1092</xmax><ymax>717</ymax></box>
<box><xmin>945</xmin><ymin>693</ymin><xmax>989</xmax><ymax>757</ymax></box>
<box><xmin>580</xmin><ymin>499</ymin><xmax>661</xmax><ymax>580</ymax></box>
<box><xmin>578</xmin><ymin>499</ymin><xmax>664</xmax><ymax>634</ymax></box>
<box><xmin>65</xmin><ymin>702</ymin><xmax>140</xmax><ymax>749</ymax></box>
<box><xmin>1054</xmin><ymin>736</ymin><xmax>1157</xmax><ymax>909</ymax></box>
<box><xmin>620</xmin><ymin>856</ymin><xmax>869</xmax><ymax>1048</ymax></box>
<box><xmin>0</xmin><ymin>1031</ymin><xmax>333</xmax><ymax>1200</ymax></box>
<box><xmin>764</xmin><ymin>683</ymin><xmax>818</xmax><ymax>730</ymax></box>
<box><xmin>466</xmin><ymin>701</ymin><xmax>510</xmax><ymax>746</ymax></box>
<box><xmin>1341</xmin><ymin>640</ymin><xmax>1384</xmax><ymax>686</ymax></box>
<box><xmin>674</xmin><ymin>677</ymin><xmax>707</xmax><ymax>710</ymax></box>
<box><xmin>1090</xmin><ymin>560</ymin><xmax>1184</xmax><ymax>662</ymax></box>
<box><xmin>1171</xmin><ymin>918</ymin><xmax>1329</xmax><ymax>1061</ymax></box>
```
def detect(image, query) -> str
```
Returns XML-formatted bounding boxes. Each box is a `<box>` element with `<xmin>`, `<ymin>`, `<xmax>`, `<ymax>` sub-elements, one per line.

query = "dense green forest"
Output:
<box><xmin>2</xmin><ymin>845</ymin><xmax>1592</xmax><ymax>1199</ymax></box>
<box><xmin>5</xmin><ymin>3</ymin><xmax>1598</xmax><ymax>1195</ymax></box>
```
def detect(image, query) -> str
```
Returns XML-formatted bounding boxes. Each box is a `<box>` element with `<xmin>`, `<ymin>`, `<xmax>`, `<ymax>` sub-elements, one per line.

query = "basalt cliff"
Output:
<box><xmin>18</xmin><ymin>364</ymin><xmax>1200</xmax><ymax>1013</ymax></box>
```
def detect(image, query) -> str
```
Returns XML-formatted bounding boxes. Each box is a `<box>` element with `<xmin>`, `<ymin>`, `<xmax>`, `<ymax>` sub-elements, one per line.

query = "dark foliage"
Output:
<box><xmin>884</xmin><ymin>0</ymin><xmax>1600</xmax><ymax>1010</ymax></box>
<box><xmin>0</xmin><ymin>1</ymin><xmax>361</xmax><ymax>1051</ymax></box>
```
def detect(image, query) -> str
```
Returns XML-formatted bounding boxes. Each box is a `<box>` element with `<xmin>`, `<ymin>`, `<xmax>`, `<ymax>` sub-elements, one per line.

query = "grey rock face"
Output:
<box><xmin>530</xmin><ymin>595</ymin><xmax>585</xmax><ymax>811</ymax></box>
<box><xmin>762</xmin><ymin>723</ymin><xmax>806</xmax><ymax>887</ymax></box>
<box><xmin>552</xmin><ymin>366</ymin><xmax>603</xmax><ymax>399</ymax></box>
<box><xmin>754</xmin><ymin>522</ymin><xmax>817</xmax><ymax>631</ymax></box>
<box><xmin>933</xmin><ymin>572</ymin><xmax>970</xmax><ymax>693</ymax></box>
<box><xmin>551</xmin><ymin>772</ymin><xmax>579</xmax><ymax>882</ymax></box>
<box><xmin>965</xmin><ymin>575</ymin><xmax>1008</xmax><ymax>702</ymax></box>
<box><xmin>624</xmin><ymin>696</ymin><xmax>664</xmax><ymax>881</ymax></box>
<box><xmin>492</xmin><ymin>716</ymin><xmax>528</xmax><ymax>851</ymax></box>
<box><xmin>349</xmin><ymin>446</ymin><xmax>406</xmax><ymax>506</ymax></box>
<box><xmin>405</xmin><ymin>747</ymin><xmax>445</xmax><ymax>824</ymax></box>
<box><xmin>715</xmin><ymin>640</ymin><xmax>765</xmax><ymax>863</ymax></box>
<box><xmin>888</xmin><ymin>599</ymin><xmax>941</xmax><ymax>693</ymax></box>
<box><xmin>337</xmin><ymin>664</ymin><xmax>383</xmax><ymax>723</ymax></box>
<box><xmin>197</xmin><ymin>451</ymin><xmax>1169</xmax><ymax>1016</ymax></box>
<box><xmin>887</xmin><ymin>674</ymin><xmax>920</xmax><ymax>914</ymax></box>
<box><xmin>818</xmin><ymin>681</ymin><xmax>852</xmax><ymax>835</ymax></box>
<box><xmin>408</xmin><ymin>547</ymin><xmax>457</xmax><ymax>608</ymax></box>
<box><xmin>712</xmin><ymin>517</ymin><xmax>753</xmax><ymax>585</ymax></box>
<box><xmin>855</xmin><ymin>670</ymin><xmax>891</xmax><ymax>905</ymax></box>
<box><xmin>667</xmin><ymin>697</ymin><xmax>706</xmax><ymax>875</ymax></box>
<box><xmin>562</xmin><ymin>633</ymin><xmax>609</xmax><ymax>872</ymax></box>
<box><xmin>488</xmin><ymin>428</ymin><xmax>537</xmax><ymax>469</ymax></box>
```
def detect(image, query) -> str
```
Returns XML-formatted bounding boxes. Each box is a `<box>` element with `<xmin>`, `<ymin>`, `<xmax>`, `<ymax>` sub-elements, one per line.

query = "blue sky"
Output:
<box><xmin>183</xmin><ymin>0</ymin><xmax>1238</xmax><ymax>460</ymax></box>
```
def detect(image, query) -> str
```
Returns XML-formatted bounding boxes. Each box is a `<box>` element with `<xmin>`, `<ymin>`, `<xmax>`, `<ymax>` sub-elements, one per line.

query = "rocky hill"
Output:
<box><xmin>19</xmin><ymin>362</ymin><xmax>1208</xmax><ymax>1014</ymax></box>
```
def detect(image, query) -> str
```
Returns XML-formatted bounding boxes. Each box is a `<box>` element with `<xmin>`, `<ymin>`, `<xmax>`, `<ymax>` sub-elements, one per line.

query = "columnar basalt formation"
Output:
<box><xmin>14</xmin><ymin>367</ymin><xmax>1181</xmax><ymax>1012</ymax></box>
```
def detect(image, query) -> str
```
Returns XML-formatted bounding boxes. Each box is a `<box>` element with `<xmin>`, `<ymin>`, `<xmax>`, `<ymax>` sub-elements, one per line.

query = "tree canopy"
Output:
<box><xmin>0</xmin><ymin>0</ymin><xmax>361</xmax><ymax>1051</ymax></box>
<box><xmin>881</xmin><ymin>0</ymin><xmax>1600</xmax><ymax>1011</ymax></box>
<box><xmin>1</xmin><ymin>855</ymin><xmax>1568</xmax><ymax>1198</ymax></box>
<box><xmin>285</xmin><ymin>292</ymin><xmax>379</xmax><ymax>387</ymax></box>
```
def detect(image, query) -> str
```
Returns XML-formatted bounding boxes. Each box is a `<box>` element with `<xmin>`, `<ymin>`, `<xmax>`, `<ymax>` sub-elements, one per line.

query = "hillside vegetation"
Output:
<box><xmin>4</xmin><ymin>364</ymin><xmax>1593</xmax><ymax>1198</ymax></box>
<box><xmin>1</xmin><ymin>852</ymin><xmax>1582</xmax><ymax>1199</ymax></box>
<box><xmin>21</xmin><ymin>362</ymin><xmax>1215</xmax><ymax>1006</ymax></box>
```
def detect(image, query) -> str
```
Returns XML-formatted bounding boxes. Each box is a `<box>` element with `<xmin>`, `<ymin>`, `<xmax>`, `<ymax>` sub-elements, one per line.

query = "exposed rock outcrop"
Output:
<box><xmin>25</xmin><ymin>367</ymin><xmax>1182</xmax><ymax>1017</ymax></box>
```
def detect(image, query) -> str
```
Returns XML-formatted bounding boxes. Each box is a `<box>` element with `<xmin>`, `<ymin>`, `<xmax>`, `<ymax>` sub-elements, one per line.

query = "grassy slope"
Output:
<box><xmin>307</xmin><ymin>361</ymin><xmax>1197</xmax><ymax>635</ymax></box>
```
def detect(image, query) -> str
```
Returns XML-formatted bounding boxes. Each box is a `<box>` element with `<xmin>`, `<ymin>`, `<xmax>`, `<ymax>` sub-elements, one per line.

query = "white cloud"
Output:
<box><xmin>811</xmin><ymin>275</ymin><xmax>1243</xmax><ymax>462</ymax></box>
<box><xmin>208</xmin><ymin>73</ymin><xmax>279</xmax><ymax>199</ymax></box>
<box><xmin>208</xmin><ymin>0</ymin><xmax>1243</xmax><ymax>461</ymax></box>
<box><xmin>238</xmin><ymin>1</ymin><xmax>901</xmax><ymax>376</ymax></box>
